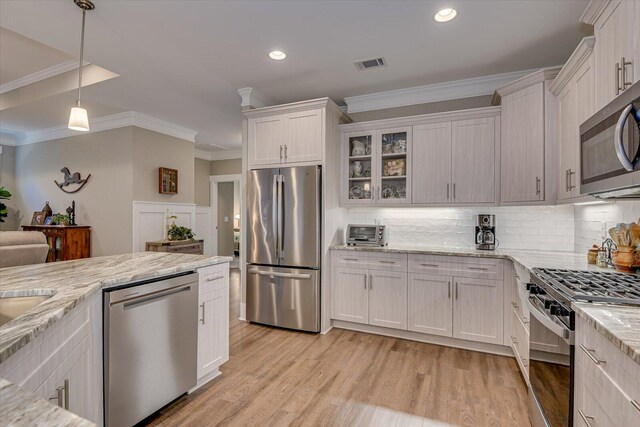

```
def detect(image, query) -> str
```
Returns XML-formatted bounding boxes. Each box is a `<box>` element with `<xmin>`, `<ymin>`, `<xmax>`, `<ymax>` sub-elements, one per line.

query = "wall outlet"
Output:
<box><xmin>224</xmin><ymin>216</ymin><xmax>229</xmax><ymax>222</ymax></box>
<box><xmin>375</xmin><ymin>218</ymin><xmax>383</xmax><ymax>225</ymax></box>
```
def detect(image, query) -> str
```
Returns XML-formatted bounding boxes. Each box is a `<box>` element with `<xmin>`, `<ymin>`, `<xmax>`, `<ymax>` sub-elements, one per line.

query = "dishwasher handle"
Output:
<box><xmin>111</xmin><ymin>284</ymin><xmax>192</xmax><ymax>309</ymax></box>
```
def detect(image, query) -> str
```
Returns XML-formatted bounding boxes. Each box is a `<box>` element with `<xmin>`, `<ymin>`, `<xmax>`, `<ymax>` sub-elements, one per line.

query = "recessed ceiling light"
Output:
<box><xmin>269</xmin><ymin>50</ymin><xmax>286</xmax><ymax>60</ymax></box>
<box><xmin>434</xmin><ymin>8</ymin><xmax>457</xmax><ymax>23</ymax></box>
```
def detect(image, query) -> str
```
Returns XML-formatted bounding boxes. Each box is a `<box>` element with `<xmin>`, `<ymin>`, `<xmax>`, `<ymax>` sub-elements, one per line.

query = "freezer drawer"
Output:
<box><xmin>247</xmin><ymin>266</ymin><xmax>319</xmax><ymax>332</ymax></box>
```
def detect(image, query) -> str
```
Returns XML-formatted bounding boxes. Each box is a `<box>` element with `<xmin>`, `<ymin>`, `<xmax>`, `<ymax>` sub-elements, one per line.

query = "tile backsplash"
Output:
<box><xmin>574</xmin><ymin>201</ymin><xmax>640</xmax><ymax>253</ymax></box>
<box><xmin>347</xmin><ymin>205</ymin><xmax>575</xmax><ymax>251</ymax></box>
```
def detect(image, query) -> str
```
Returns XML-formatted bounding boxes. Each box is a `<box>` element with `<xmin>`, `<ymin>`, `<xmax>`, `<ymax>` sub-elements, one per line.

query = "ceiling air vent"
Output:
<box><xmin>354</xmin><ymin>57</ymin><xmax>386</xmax><ymax>71</ymax></box>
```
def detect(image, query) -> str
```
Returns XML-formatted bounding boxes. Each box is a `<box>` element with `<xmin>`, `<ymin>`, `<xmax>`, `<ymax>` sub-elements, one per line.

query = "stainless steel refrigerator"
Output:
<box><xmin>247</xmin><ymin>165</ymin><xmax>321</xmax><ymax>332</ymax></box>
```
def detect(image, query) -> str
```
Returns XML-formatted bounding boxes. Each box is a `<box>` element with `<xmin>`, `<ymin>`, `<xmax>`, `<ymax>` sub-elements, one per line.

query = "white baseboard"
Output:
<box><xmin>239</xmin><ymin>302</ymin><xmax>246</xmax><ymax>321</ymax></box>
<box><xmin>332</xmin><ymin>320</ymin><xmax>514</xmax><ymax>358</ymax></box>
<box><xmin>320</xmin><ymin>325</ymin><xmax>333</xmax><ymax>335</ymax></box>
<box><xmin>188</xmin><ymin>369</ymin><xmax>221</xmax><ymax>394</ymax></box>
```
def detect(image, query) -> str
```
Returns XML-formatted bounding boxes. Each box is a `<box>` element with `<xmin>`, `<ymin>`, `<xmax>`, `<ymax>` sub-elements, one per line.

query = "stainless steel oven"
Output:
<box><xmin>580</xmin><ymin>81</ymin><xmax>640</xmax><ymax>198</ymax></box>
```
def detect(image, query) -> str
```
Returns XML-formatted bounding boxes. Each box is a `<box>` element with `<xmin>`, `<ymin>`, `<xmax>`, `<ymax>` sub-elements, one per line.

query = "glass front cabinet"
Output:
<box><xmin>342</xmin><ymin>127</ymin><xmax>411</xmax><ymax>206</ymax></box>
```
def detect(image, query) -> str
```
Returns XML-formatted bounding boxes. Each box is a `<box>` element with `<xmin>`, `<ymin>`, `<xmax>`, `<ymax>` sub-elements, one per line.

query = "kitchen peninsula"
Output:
<box><xmin>0</xmin><ymin>252</ymin><xmax>232</xmax><ymax>425</ymax></box>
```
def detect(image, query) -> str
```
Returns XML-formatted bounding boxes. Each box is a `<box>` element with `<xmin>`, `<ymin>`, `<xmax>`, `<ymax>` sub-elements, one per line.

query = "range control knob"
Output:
<box><xmin>544</xmin><ymin>299</ymin><xmax>554</xmax><ymax>309</ymax></box>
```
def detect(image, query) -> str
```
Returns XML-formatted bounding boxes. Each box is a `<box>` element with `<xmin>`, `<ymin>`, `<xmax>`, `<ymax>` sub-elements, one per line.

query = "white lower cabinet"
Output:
<box><xmin>369</xmin><ymin>270</ymin><xmax>407</xmax><ymax>330</ymax></box>
<box><xmin>195</xmin><ymin>263</ymin><xmax>230</xmax><ymax>387</ymax></box>
<box><xmin>408</xmin><ymin>274</ymin><xmax>453</xmax><ymax>337</ymax></box>
<box><xmin>332</xmin><ymin>266</ymin><xmax>406</xmax><ymax>330</ymax></box>
<box><xmin>453</xmin><ymin>277</ymin><xmax>504</xmax><ymax>345</ymax></box>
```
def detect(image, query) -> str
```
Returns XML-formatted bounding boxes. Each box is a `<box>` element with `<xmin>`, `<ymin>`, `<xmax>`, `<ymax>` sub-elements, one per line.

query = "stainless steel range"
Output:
<box><xmin>527</xmin><ymin>268</ymin><xmax>640</xmax><ymax>427</ymax></box>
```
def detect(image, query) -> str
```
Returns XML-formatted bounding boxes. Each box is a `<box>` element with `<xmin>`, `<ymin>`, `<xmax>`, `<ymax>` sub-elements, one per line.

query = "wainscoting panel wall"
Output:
<box><xmin>132</xmin><ymin>201</ymin><xmax>197</xmax><ymax>252</ymax></box>
<box><xmin>195</xmin><ymin>206</ymin><xmax>213</xmax><ymax>256</ymax></box>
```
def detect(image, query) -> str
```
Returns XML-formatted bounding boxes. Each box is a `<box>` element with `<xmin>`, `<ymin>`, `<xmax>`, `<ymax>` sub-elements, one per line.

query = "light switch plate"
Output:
<box><xmin>224</xmin><ymin>216</ymin><xmax>229</xmax><ymax>222</ymax></box>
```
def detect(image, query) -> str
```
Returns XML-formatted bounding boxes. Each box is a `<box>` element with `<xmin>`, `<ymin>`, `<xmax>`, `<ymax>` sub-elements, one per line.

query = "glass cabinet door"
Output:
<box><xmin>377</xmin><ymin>128</ymin><xmax>411</xmax><ymax>204</ymax></box>
<box><xmin>346</xmin><ymin>132</ymin><xmax>374</xmax><ymax>203</ymax></box>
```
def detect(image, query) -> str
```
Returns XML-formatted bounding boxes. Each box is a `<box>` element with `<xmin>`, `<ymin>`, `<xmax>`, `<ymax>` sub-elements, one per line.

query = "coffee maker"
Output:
<box><xmin>475</xmin><ymin>214</ymin><xmax>496</xmax><ymax>250</ymax></box>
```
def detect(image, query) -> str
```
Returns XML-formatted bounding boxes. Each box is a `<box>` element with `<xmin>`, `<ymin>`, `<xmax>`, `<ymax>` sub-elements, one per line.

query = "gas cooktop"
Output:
<box><xmin>531</xmin><ymin>268</ymin><xmax>640</xmax><ymax>306</ymax></box>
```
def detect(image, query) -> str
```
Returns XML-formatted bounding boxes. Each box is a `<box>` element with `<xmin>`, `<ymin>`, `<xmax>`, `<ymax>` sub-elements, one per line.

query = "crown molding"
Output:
<box><xmin>342</xmin><ymin>68</ymin><xmax>540</xmax><ymax>113</ymax></box>
<box><xmin>492</xmin><ymin>66</ymin><xmax>563</xmax><ymax>105</ymax></box>
<box><xmin>19</xmin><ymin>111</ymin><xmax>197</xmax><ymax>145</ymax></box>
<box><xmin>580</xmin><ymin>0</ymin><xmax>609</xmax><ymax>25</ymax></box>
<box><xmin>237</xmin><ymin>87</ymin><xmax>275</xmax><ymax>109</ymax></box>
<box><xmin>195</xmin><ymin>148</ymin><xmax>213</xmax><ymax>161</ymax></box>
<box><xmin>549</xmin><ymin>37</ymin><xmax>596</xmax><ymax>95</ymax></box>
<box><xmin>0</xmin><ymin>133</ymin><xmax>20</xmax><ymax>147</ymax></box>
<box><xmin>0</xmin><ymin>60</ymin><xmax>89</xmax><ymax>94</ymax></box>
<box><xmin>211</xmin><ymin>148</ymin><xmax>242</xmax><ymax>160</ymax></box>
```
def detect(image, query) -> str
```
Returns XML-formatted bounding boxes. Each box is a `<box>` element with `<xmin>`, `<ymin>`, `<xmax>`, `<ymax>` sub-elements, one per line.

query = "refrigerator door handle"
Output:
<box><xmin>278</xmin><ymin>174</ymin><xmax>285</xmax><ymax>260</ymax></box>
<box><xmin>248</xmin><ymin>268</ymin><xmax>312</xmax><ymax>280</ymax></box>
<box><xmin>272</xmin><ymin>174</ymin><xmax>279</xmax><ymax>259</ymax></box>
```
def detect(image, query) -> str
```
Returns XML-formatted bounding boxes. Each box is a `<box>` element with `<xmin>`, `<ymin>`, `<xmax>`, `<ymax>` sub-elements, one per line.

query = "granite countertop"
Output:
<box><xmin>331</xmin><ymin>244</ymin><xmax>640</xmax><ymax>365</ymax></box>
<box><xmin>0</xmin><ymin>252</ymin><xmax>232</xmax><ymax>364</ymax></box>
<box><xmin>0</xmin><ymin>378</ymin><xmax>94</xmax><ymax>427</ymax></box>
<box><xmin>573</xmin><ymin>303</ymin><xmax>640</xmax><ymax>366</ymax></box>
<box><xmin>330</xmin><ymin>244</ymin><xmax>609</xmax><ymax>272</ymax></box>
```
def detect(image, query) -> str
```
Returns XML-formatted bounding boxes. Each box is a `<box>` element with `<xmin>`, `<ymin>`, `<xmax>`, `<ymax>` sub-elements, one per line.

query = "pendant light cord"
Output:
<box><xmin>77</xmin><ymin>8</ymin><xmax>86</xmax><ymax>107</ymax></box>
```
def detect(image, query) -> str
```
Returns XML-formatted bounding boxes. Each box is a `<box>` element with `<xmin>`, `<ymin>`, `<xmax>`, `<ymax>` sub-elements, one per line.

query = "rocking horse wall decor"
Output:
<box><xmin>54</xmin><ymin>167</ymin><xmax>91</xmax><ymax>194</ymax></box>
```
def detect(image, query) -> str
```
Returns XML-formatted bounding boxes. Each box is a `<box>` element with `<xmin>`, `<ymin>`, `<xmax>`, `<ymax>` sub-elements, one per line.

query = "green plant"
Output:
<box><xmin>51</xmin><ymin>213</ymin><xmax>70</xmax><ymax>226</ymax></box>
<box><xmin>0</xmin><ymin>186</ymin><xmax>11</xmax><ymax>223</ymax></box>
<box><xmin>167</xmin><ymin>223</ymin><xmax>195</xmax><ymax>241</ymax></box>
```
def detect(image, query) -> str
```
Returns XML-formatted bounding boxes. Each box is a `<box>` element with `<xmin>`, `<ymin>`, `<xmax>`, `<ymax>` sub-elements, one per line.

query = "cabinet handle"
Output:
<box><xmin>63</xmin><ymin>379</ymin><xmax>69</xmax><ymax>410</ymax></box>
<box><xmin>512</xmin><ymin>301</ymin><xmax>519</xmax><ymax>309</ymax></box>
<box><xmin>621</xmin><ymin>57</ymin><xmax>633</xmax><ymax>90</ymax></box>
<box><xmin>578</xmin><ymin>409</ymin><xmax>595</xmax><ymax>427</ymax></box>
<box><xmin>565</xmin><ymin>169</ymin><xmax>570</xmax><ymax>192</ymax></box>
<box><xmin>200</xmin><ymin>302</ymin><xmax>205</xmax><ymax>325</ymax></box>
<box><xmin>377</xmin><ymin>260</ymin><xmax>396</xmax><ymax>264</ymax></box>
<box><xmin>420</xmin><ymin>263</ymin><xmax>439</xmax><ymax>268</ymax></box>
<box><xmin>455</xmin><ymin>282</ymin><xmax>458</xmax><ymax>299</ymax></box>
<box><xmin>369</xmin><ymin>274</ymin><xmax>373</xmax><ymax>290</ymax></box>
<box><xmin>447</xmin><ymin>183</ymin><xmax>450</xmax><ymax>200</ymax></box>
<box><xmin>569</xmin><ymin>169</ymin><xmax>575</xmax><ymax>191</ymax></box>
<box><xmin>280</xmin><ymin>145</ymin><xmax>283</xmax><ymax>159</ymax></box>
<box><xmin>344</xmin><ymin>258</ymin><xmax>359</xmax><ymax>262</ymax></box>
<box><xmin>511</xmin><ymin>336</ymin><xmax>518</xmax><ymax>344</ymax></box>
<box><xmin>580</xmin><ymin>344</ymin><xmax>606</xmax><ymax>365</ymax></box>
<box><xmin>616</xmin><ymin>62</ymin><xmax>622</xmax><ymax>95</ymax></box>
<box><xmin>631</xmin><ymin>399</ymin><xmax>640</xmax><ymax>413</ymax></box>
<box><xmin>512</xmin><ymin>271</ymin><xmax>520</xmax><ymax>279</ymax></box>
<box><xmin>453</xmin><ymin>183</ymin><xmax>456</xmax><ymax>200</ymax></box>
<box><xmin>206</xmin><ymin>275</ymin><xmax>224</xmax><ymax>282</ymax></box>
<box><xmin>467</xmin><ymin>267</ymin><xmax>488</xmax><ymax>271</ymax></box>
<box><xmin>377</xmin><ymin>186</ymin><xmax>381</xmax><ymax>200</ymax></box>
<box><xmin>49</xmin><ymin>386</ymin><xmax>64</xmax><ymax>408</ymax></box>
<box><xmin>522</xmin><ymin>358</ymin><xmax>528</xmax><ymax>367</ymax></box>
<box><xmin>448</xmin><ymin>281</ymin><xmax>451</xmax><ymax>299</ymax></box>
<box><xmin>284</xmin><ymin>144</ymin><xmax>288</xmax><ymax>159</ymax></box>
<box><xmin>364</xmin><ymin>274</ymin><xmax>367</xmax><ymax>290</ymax></box>
<box><xmin>535</xmin><ymin>177</ymin><xmax>541</xmax><ymax>195</ymax></box>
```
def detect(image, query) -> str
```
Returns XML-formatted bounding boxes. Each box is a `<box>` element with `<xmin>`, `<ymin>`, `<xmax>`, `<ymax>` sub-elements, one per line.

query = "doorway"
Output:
<box><xmin>210</xmin><ymin>174</ymin><xmax>242</xmax><ymax>269</ymax></box>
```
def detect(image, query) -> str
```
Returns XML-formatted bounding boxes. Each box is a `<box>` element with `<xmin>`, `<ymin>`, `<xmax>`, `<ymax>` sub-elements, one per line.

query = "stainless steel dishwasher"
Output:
<box><xmin>103</xmin><ymin>272</ymin><xmax>198</xmax><ymax>427</ymax></box>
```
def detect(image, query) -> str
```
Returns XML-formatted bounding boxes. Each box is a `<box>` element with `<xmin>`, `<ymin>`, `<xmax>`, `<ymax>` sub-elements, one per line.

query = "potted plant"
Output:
<box><xmin>0</xmin><ymin>187</ymin><xmax>11</xmax><ymax>223</ymax></box>
<box><xmin>167</xmin><ymin>223</ymin><xmax>195</xmax><ymax>241</ymax></box>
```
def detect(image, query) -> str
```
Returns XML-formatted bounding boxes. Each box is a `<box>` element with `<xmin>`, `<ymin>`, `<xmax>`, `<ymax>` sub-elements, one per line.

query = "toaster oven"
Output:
<box><xmin>346</xmin><ymin>224</ymin><xmax>388</xmax><ymax>246</ymax></box>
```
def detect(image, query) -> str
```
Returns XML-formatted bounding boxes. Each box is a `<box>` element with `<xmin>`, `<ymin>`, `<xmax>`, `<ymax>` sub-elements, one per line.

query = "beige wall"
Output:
<box><xmin>210</xmin><ymin>158</ymin><xmax>241</xmax><ymax>175</ymax></box>
<box><xmin>132</xmin><ymin>127</ymin><xmax>195</xmax><ymax>204</ymax></box>
<box><xmin>0</xmin><ymin>145</ymin><xmax>18</xmax><ymax>231</ymax></box>
<box><xmin>217</xmin><ymin>181</ymin><xmax>235</xmax><ymax>256</ymax></box>
<box><xmin>14</xmin><ymin>127</ymin><xmax>135</xmax><ymax>256</ymax></box>
<box><xmin>348</xmin><ymin>95</ymin><xmax>493</xmax><ymax>122</ymax></box>
<box><xmin>194</xmin><ymin>158</ymin><xmax>211</xmax><ymax>206</ymax></box>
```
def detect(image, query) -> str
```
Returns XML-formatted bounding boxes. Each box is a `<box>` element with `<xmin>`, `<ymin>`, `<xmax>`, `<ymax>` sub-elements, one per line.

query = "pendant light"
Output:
<box><xmin>68</xmin><ymin>0</ymin><xmax>95</xmax><ymax>132</ymax></box>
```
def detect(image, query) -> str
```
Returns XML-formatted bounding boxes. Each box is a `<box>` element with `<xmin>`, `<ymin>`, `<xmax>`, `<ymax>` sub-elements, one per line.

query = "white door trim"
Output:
<box><xmin>210</xmin><ymin>174</ymin><xmax>243</xmax><ymax>257</ymax></box>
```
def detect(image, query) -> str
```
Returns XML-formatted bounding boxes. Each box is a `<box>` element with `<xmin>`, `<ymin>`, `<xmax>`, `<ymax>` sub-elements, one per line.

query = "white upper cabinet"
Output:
<box><xmin>342</xmin><ymin>107</ymin><xmax>499</xmax><ymax>207</ymax></box>
<box><xmin>451</xmin><ymin>117</ymin><xmax>496</xmax><ymax>203</ymax></box>
<box><xmin>550</xmin><ymin>37</ymin><xmax>595</xmax><ymax>201</ymax></box>
<box><xmin>412</xmin><ymin>122</ymin><xmax>452</xmax><ymax>204</ymax></box>
<box><xmin>247</xmin><ymin>98</ymin><xmax>350</xmax><ymax>169</ymax></box>
<box><xmin>581</xmin><ymin>0</ymin><xmax>639</xmax><ymax>110</ymax></box>
<box><xmin>496</xmin><ymin>68</ymin><xmax>560</xmax><ymax>204</ymax></box>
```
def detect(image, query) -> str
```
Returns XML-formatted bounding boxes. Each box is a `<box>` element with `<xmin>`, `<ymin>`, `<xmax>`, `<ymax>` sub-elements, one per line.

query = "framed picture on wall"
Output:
<box><xmin>31</xmin><ymin>211</ymin><xmax>46</xmax><ymax>225</ymax></box>
<box><xmin>159</xmin><ymin>167</ymin><xmax>178</xmax><ymax>194</ymax></box>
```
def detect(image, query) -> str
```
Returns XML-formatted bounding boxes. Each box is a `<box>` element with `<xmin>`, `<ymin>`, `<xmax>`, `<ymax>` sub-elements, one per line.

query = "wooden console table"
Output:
<box><xmin>21</xmin><ymin>225</ymin><xmax>91</xmax><ymax>262</ymax></box>
<box><xmin>146</xmin><ymin>239</ymin><xmax>204</xmax><ymax>255</ymax></box>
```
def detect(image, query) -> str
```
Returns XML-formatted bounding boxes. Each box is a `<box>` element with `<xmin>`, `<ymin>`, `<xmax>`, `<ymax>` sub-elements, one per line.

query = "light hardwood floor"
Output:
<box><xmin>145</xmin><ymin>269</ymin><xmax>530</xmax><ymax>427</ymax></box>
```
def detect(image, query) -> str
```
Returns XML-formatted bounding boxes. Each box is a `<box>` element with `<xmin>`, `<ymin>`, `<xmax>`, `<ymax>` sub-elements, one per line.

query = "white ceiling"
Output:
<box><xmin>0</xmin><ymin>0</ymin><xmax>591</xmax><ymax>150</ymax></box>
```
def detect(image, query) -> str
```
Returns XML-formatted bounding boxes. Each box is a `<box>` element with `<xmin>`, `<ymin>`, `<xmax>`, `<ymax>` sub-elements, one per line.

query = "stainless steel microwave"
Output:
<box><xmin>346</xmin><ymin>224</ymin><xmax>388</xmax><ymax>246</ymax></box>
<box><xmin>580</xmin><ymin>81</ymin><xmax>640</xmax><ymax>198</ymax></box>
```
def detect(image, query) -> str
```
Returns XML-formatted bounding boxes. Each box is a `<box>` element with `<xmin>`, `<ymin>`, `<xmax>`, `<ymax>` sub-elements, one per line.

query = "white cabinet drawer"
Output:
<box><xmin>577</xmin><ymin>316</ymin><xmax>640</xmax><ymax>410</ymax></box>
<box><xmin>333</xmin><ymin>251</ymin><xmax>370</xmax><ymax>269</ymax></box>
<box><xmin>408</xmin><ymin>254</ymin><xmax>503</xmax><ymax>280</ymax></box>
<box><xmin>367</xmin><ymin>252</ymin><xmax>407</xmax><ymax>272</ymax></box>
<box><xmin>198</xmin><ymin>263</ymin><xmax>229</xmax><ymax>295</ymax></box>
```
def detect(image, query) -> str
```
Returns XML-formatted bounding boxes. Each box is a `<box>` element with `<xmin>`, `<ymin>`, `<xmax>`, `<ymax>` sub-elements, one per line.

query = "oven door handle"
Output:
<box><xmin>614</xmin><ymin>103</ymin><xmax>640</xmax><ymax>172</ymax></box>
<box><xmin>527</xmin><ymin>296</ymin><xmax>574</xmax><ymax>345</ymax></box>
